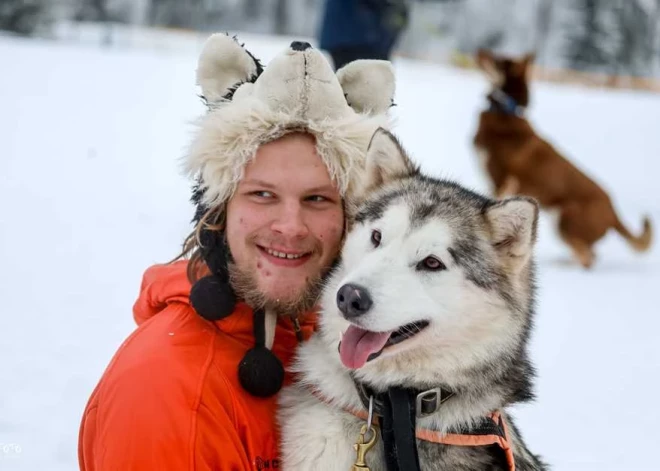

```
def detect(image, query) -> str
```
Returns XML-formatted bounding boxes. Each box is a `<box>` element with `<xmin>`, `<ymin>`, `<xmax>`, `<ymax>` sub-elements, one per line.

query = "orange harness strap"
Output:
<box><xmin>416</xmin><ymin>411</ymin><xmax>516</xmax><ymax>471</ymax></box>
<box><xmin>309</xmin><ymin>388</ymin><xmax>515</xmax><ymax>471</ymax></box>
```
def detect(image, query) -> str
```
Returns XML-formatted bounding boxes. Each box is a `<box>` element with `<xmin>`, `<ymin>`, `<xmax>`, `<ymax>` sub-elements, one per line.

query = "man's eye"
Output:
<box><xmin>306</xmin><ymin>195</ymin><xmax>328</xmax><ymax>203</ymax></box>
<box><xmin>251</xmin><ymin>191</ymin><xmax>274</xmax><ymax>199</ymax></box>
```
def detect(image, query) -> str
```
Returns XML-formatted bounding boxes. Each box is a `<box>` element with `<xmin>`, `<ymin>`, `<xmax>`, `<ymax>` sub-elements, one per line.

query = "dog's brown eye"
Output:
<box><xmin>371</xmin><ymin>230</ymin><xmax>381</xmax><ymax>247</ymax></box>
<box><xmin>417</xmin><ymin>256</ymin><xmax>445</xmax><ymax>272</ymax></box>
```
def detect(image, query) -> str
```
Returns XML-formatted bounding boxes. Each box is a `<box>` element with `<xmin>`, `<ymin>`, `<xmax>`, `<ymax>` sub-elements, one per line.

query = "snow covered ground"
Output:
<box><xmin>1</xmin><ymin>30</ymin><xmax>659</xmax><ymax>471</ymax></box>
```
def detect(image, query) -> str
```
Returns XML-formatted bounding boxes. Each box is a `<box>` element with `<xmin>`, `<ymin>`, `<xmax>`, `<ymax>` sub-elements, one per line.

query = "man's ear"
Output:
<box><xmin>362</xmin><ymin>128</ymin><xmax>418</xmax><ymax>193</ymax></box>
<box><xmin>484</xmin><ymin>197</ymin><xmax>539</xmax><ymax>272</ymax></box>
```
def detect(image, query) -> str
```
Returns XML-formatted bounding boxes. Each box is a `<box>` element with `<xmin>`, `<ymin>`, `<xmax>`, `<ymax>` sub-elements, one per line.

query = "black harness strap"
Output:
<box><xmin>353</xmin><ymin>379</ymin><xmax>451</xmax><ymax>471</ymax></box>
<box><xmin>338</xmin><ymin>377</ymin><xmax>517</xmax><ymax>471</ymax></box>
<box><xmin>383</xmin><ymin>387</ymin><xmax>421</xmax><ymax>471</ymax></box>
<box><xmin>379</xmin><ymin>397</ymin><xmax>399</xmax><ymax>471</ymax></box>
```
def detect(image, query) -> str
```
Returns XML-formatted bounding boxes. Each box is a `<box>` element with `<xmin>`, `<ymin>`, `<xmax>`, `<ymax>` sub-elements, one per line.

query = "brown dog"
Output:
<box><xmin>473</xmin><ymin>49</ymin><xmax>652</xmax><ymax>268</ymax></box>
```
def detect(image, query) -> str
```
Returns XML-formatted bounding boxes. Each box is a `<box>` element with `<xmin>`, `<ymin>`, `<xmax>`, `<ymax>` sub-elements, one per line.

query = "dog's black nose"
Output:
<box><xmin>290</xmin><ymin>41</ymin><xmax>312</xmax><ymax>52</ymax></box>
<box><xmin>337</xmin><ymin>284</ymin><xmax>373</xmax><ymax>318</ymax></box>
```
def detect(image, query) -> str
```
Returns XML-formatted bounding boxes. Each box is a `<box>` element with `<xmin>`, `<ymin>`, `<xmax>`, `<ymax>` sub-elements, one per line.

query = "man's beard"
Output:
<box><xmin>228</xmin><ymin>261</ymin><xmax>328</xmax><ymax>316</ymax></box>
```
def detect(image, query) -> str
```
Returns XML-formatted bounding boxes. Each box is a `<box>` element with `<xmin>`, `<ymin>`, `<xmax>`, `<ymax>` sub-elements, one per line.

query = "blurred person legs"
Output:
<box><xmin>319</xmin><ymin>0</ymin><xmax>409</xmax><ymax>70</ymax></box>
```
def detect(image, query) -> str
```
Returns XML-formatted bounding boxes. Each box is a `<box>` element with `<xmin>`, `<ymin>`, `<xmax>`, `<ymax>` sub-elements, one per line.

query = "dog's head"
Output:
<box><xmin>476</xmin><ymin>49</ymin><xmax>534</xmax><ymax>108</ymax></box>
<box><xmin>320</xmin><ymin>129</ymin><xmax>539</xmax><ymax>388</ymax></box>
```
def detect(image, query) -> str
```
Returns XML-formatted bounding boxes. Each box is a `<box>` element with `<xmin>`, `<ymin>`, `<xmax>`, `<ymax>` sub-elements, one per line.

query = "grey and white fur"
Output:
<box><xmin>278</xmin><ymin>129</ymin><xmax>548</xmax><ymax>470</ymax></box>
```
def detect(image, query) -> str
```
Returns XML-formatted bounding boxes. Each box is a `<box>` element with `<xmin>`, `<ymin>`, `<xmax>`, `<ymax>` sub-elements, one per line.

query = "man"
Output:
<box><xmin>78</xmin><ymin>34</ymin><xmax>396</xmax><ymax>470</ymax></box>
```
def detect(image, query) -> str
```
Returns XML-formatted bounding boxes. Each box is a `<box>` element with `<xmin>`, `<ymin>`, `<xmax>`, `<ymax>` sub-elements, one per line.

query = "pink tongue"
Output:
<box><xmin>339</xmin><ymin>325</ymin><xmax>392</xmax><ymax>369</ymax></box>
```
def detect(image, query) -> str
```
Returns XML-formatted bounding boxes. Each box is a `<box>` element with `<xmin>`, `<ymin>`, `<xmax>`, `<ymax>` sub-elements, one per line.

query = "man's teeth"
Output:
<box><xmin>265</xmin><ymin>248</ymin><xmax>305</xmax><ymax>259</ymax></box>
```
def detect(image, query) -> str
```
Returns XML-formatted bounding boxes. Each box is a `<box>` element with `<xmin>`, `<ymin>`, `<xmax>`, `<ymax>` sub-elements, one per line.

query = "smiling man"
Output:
<box><xmin>77</xmin><ymin>35</ymin><xmax>396</xmax><ymax>470</ymax></box>
<box><xmin>225</xmin><ymin>132</ymin><xmax>344</xmax><ymax>316</ymax></box>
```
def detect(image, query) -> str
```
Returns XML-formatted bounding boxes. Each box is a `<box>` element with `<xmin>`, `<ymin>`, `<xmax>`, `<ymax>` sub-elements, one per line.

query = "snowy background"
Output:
<box><xmin>3</xmin><ymin>0</ymin><xmax>660</xmax><ymax>77</ymax></box>
<box><xmin>1</xmin><ymin>26</ymin><xmax>659</xmax><ymax>471</ymax></box>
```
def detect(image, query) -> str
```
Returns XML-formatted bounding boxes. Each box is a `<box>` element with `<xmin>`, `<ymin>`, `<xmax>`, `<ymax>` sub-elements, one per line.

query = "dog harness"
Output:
<box><xmin>309</xmin><ymin>383</ymin><xmax>515</xmax><ymax>471</ymax></box>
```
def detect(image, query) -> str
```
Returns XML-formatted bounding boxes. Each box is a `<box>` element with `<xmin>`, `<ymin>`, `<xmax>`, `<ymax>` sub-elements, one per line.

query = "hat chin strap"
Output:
<box><xmin>264</xmin><ymin>308</ymin><xmax>277</xmax><ymax>350</ymax></box>
<box><xmin>238</xmin><ymin>307</ymin><xmax>285</xmax><ymax>397</ymax></box>
<box><xmin>188</xmin><ymin>225</ymin><xmax>285</xmax><ymax>398</ymax></box>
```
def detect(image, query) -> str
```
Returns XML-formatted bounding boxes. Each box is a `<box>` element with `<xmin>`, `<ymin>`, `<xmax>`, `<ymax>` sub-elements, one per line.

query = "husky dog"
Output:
<box><xmin>279</xmin><ymin>129</ymin><xmax>547</xmax><ymax>470</ymax></box>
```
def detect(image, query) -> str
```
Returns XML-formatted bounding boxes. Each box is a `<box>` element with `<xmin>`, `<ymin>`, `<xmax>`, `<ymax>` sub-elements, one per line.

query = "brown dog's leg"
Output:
<box><xmin>496</xmin><ymin>176</ymin><xmax>519</xmax><ymax>199</ymax></box>
<box><xmin>558</xmin><ymin>205</ymin><xmax>596</xmax><ymax>269</ymax></box>
<box><xmin>564</xmin><ymin>237</ymin><xmax>595</xmax><ymax>269</ymax></box>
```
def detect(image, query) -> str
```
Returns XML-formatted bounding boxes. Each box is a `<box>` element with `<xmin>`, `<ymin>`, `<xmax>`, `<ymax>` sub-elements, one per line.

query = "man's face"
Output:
<box><xmin>225</xmin><ymin>132</ymin><xmax>344</xmax><ymax>314</ymax></box>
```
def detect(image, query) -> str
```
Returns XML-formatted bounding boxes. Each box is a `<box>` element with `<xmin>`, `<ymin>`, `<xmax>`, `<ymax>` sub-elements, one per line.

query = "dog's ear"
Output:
<box><xmin>475</xmin><ymin>49</ymin><xmax>502</xmax><ymax>85</ymax></box>
<box><xmin>196</xmin><ymin>34</ymin><xmax>262</xmax><ymax>103</ymax></box>
<box><xmin>336</xmin><ymin>60</ymin><xmax>395</xmax><ymax>115</ymax></box>
<box><xmin>523</xmin><ymin>52</ymin><xmax>535</xmax><ymax>80</ymax></box>
<box><xmin>476</xmin><ymin>49</ymin><xmax>494</xmax><ymax>69</ymax></box>
<box><xmin>485</xmin><ymin>197</ymin><xmax>539</xmax><ymax>271</ymax></box>
<box><xmin>515</xmin><ymin>52</ymin><xmax>535</xmax><ymax>80</ymax></box>
<box><xmin>362</xmin><ymin>128</ymin><xmax>418</xmax><ymax>193</ymax></box>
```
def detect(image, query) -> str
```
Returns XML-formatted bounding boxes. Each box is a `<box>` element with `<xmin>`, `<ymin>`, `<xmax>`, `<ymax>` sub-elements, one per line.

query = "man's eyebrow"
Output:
<box><xmin>240</xmin><ymin>179</ymin><xmax>276</xmax><ymax>188</ymax></box>
<box><xmin>304</xmin><ymin>185</ymin><xmax>339</xmax><ymax>194</ymax></box>
<box><xmin>240</xmin><ymin>179</ymin><xmax>337</xmax><ymax>194</ymax></box>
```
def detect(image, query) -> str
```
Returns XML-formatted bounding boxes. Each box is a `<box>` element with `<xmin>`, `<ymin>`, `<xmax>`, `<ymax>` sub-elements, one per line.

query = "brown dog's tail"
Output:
<box><xmin>614</xmin><ymin>216</ymin><xmax>653</xmax><ymax>252</ymax></box>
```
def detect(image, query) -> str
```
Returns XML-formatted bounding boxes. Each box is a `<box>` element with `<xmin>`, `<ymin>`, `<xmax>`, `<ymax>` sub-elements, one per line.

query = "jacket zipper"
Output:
<box><xmin>292</xmin><ymin>317</ymin><xmax>303</xmax><ymax>343</ymax></box>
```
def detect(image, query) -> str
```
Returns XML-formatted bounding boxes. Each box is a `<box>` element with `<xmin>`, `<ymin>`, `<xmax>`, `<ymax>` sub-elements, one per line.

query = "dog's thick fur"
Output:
<box><xmin>278</xmin><ymin>129</ymin><xmax>547</xmax><ymax>470</ymax></box>
<box><xmin>473</xmin><ymin>50</ymin><xmax>652</xmax><ymax>268</ymax></box>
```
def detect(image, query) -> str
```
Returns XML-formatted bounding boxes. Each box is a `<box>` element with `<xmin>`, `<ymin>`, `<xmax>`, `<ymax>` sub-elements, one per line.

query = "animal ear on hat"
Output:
<box><xmin>337</xmin><ymin>60</ymin><xmax>395</xmax><ymax>115</ymax></box>
<box><xmin>360</xmin><ymin>128</ymin><xmax>419</xmax><ymax>195</ymax></box>
<box><xmin>484</xmin><ymin>197</ymin><xmax>539</xmax><ymax>271</ymax></box>
<box><xmin>196</xmin><ymin>33</ymin><xmax>263</xmax><ymax>103</ymax></box>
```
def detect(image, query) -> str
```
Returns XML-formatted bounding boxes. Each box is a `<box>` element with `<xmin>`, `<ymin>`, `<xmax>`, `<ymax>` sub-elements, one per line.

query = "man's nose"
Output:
<box><xmin>270</xmin><ymin>203</ymin><xmax>310</xmax><ymax>239</ymax></box>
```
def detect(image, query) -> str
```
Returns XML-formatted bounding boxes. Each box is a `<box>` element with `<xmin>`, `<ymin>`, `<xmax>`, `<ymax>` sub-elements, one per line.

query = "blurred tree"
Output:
<box><xmin>244</xmin><ymin>0</ymin><xmax>259</xmax><ymax>19</ymax></box>
<box><xmin>147</xmin><ymin>0</ymin><xmax>229</xmax><ymax>30</ymax></box>
<box><xmin>612</xmin><ymin>0</ymin><xmax>658</xmax><ymax>77</ymax></box>
<box><xmin>0</xmin><ymin>0</ymin><xmax>49</xmax><ymax>36</ymax></box>
<box><xmin>74</xmin><ymin>0</ymin><xmax>114</xmax><ymax>45</ymax></box>
<box><xmin>564</xmin><ymin>0</ymin><xmax>612</xmax><ymax>73</ymax></box>
<box><xmin>535</xmin><ymin>0</ymin><xmax>553</xmax><ymax>60</ymax></box>
<box><xmin>274</xmin><ymin>0</ymin><xmax>288</xmax><ymax>35</ymax></box>
<box><xmin>564</xmin><ymin>0</ymin><xmax>660</xmax><ymax>77</ymax></box>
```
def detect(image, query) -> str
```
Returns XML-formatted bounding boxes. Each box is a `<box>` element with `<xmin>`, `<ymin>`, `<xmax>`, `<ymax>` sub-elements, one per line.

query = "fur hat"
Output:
<box><xmin>185</xmin><ymin>34</ymin><xmax>396</xmax><ymax>398</ymax></box>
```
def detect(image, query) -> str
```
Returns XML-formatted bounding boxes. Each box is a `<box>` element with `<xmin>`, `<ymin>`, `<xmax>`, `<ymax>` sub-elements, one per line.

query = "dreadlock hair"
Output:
<box><xmin>171</xmin><ymin>202</ymin><xmax>227</xmax><ymax>284</ymax></box>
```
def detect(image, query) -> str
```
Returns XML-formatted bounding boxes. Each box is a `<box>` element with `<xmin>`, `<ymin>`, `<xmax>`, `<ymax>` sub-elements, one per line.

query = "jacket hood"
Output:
<box><xmin>133</xmin><ymin>261</ymin><xmax>193</xmax><ymax>325</ymax></box>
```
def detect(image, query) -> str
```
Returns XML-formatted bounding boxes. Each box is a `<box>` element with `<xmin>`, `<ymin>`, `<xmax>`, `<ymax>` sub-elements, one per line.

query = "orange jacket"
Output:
<box><xmin>78</xmin><ymin>261</ymin><xmax>317</xmax><ymax>470</ymax></box>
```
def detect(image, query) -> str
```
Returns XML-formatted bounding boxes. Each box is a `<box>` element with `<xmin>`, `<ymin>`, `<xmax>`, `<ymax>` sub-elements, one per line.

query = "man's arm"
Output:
<box><xmin>78</xmin><ymin>378</ymin><xmax>252</xmax><ymax>470</ymax></box>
